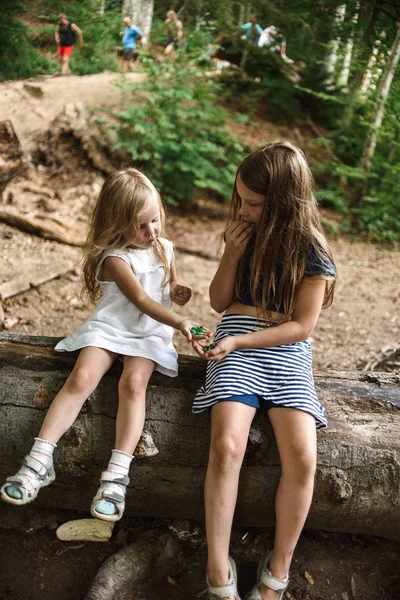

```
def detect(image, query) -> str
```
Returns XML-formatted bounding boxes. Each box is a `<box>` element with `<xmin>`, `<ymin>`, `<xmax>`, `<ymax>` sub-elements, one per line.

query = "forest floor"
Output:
<box><xmin>0</xmin><ymin>72</ymin><xmax>399</xmax><ymax>600</ymax></box>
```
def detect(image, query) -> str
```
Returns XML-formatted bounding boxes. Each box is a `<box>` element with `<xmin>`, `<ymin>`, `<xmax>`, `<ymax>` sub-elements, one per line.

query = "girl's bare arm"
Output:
<box><xmin>234</xmin><ymin>278</ymin><xmax>326</xmax><ymax>348</ymax></box>
<box><xmin>194</xmin><ymin>278</ymin><xmax>327</xmax><ymax>361</ymax></box>
<box><xmin>209</xmin><ymin>221</ymin><xmax>254</xmax><ymax>312</ymax></box>
<box><xmin>169</xmin><ymin>252</ymin><xmax>192</xmax><ymax>306</ymax></box>
<box><xmin>102</xmin><ymin>256</ymin><xmax>203</xmax><ymax>339</ymax></box>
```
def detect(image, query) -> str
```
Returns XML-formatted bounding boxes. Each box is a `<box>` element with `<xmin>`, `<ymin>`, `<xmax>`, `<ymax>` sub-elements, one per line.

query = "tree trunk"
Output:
<box><xmin>360</xmin><ymin>32</ymin><xmax>386</xmax><ymax>95</ymax></box>
<box><xmin>337</xmin><ymin>2</ymin><xmax>359</xmax><ymax>88</ymax></box>
<box><xmin>1</xmin><ymin>334</ymin><xmax>399</xmax><ymax>540</ymax></box>
<box><xmin>360</xmin><ymin>22</ymin><xmax>400</xmax><ymax>174</ymax></box>
<box><xmin>326</xmin><ymin>4</ymin><xmax>346</xmax><ymax>87</ymax></box>
<box><xmin>122</xmin><ymin>0</ymin><xmax>154</xmax><ymax>37</ymax></box>
<box><xmin>93</xmin><ymin>0</ymin><xmax>105</xmax><ymax>15</ymax></box>
<box><xmin>341</xmin><ymin>0</ymin><xmax>380</xmax><ymax>129</ymax></box>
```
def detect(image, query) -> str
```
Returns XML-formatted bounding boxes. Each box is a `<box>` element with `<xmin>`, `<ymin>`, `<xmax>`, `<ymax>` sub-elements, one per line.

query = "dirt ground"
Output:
<box><xmin>0</xmin><ymin>72</ymin><xmax>399</xmax><ymax>600</ymax></box>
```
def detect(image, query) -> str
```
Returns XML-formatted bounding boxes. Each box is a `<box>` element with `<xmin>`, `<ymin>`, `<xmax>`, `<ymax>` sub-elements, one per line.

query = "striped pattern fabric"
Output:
<box><xmin>192</xmin><ymin>314</ymin><xmax>327</xmax><ymax>429</ymax></box>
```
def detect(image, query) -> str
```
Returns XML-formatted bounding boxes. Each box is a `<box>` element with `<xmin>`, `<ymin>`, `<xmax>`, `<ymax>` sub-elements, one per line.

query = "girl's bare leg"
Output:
<box><xmin>205</xmin><ymin>401</ymin><xmax>256</xmax><ymax>599</ymax></box>
<box><xmin>90</xmin><ymin>356</ymin><xmax>155</xmax><ymax>519</ymax></box>
<box><xmin>39</xmin><ymin>347</ymin><xmax>118</xmax><ymax>444</ymax></box>
<box><xmin>115</xmin><ymin>356</ymin><xmax>155</xmax><ymax>454</ymax></box>
<box><xmin>260</xmin><ymin>408</ymin><xmax>317</xmax><ymax>600</ymax></box>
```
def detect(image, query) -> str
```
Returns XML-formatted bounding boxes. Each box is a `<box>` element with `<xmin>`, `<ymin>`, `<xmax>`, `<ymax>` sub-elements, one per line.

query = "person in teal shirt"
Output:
<box><xmin>240</xmin><ymin>15</ymin><xmax>263</xmax><ymax>45</ymax></box>
<box><xmin>120</xmin><ymin>17</ymin><xmax>143</xmax><ymax>72</ymax></box>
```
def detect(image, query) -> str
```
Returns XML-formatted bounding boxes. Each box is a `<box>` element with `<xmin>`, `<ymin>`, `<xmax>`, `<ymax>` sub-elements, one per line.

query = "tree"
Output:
<box><xmin>361</xmin><ymin>21</ymin><xmax>400</xmax><ymax>174</ymax></box>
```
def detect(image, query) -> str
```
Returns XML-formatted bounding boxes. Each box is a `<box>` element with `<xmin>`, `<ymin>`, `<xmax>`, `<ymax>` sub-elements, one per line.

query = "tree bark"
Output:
<box><xmin>0</xmin><ymin>333</ymin><xmax>399</xmax><ymax>541</ymax></box>
<box><xmin>361</xmin><ymin>21</ymin><xmax>400</xmax><ymax>174</ymax></box>
<box><xmin>337</xmin><ymin>2</ymin><xmax>359</xmax><ymax>88</ymax></box>
<box><xmin>341</xmin><ymin>0</ymin><xmax>380</xmax><ymax>129</ymax></box>
<box><xmin>326</xmin><ymin>4</ymin><xmax>346</xmax><ymax>87</ymax></box>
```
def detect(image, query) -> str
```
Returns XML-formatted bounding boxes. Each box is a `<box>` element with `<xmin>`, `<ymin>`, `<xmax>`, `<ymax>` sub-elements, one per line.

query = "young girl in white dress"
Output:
<box><xmin>1</xmin><ymin>168</ymin><xmax>211</xmax><ymax>521</ymax></box>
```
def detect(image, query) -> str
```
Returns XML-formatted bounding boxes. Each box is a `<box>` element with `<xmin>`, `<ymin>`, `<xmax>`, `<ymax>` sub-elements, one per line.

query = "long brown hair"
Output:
<box><xmin>82</xmin><ymin>168</ymin><xmax>169</xmax><ymax>303</ymax></box>
<box><xmin>229</xmin><ymin>141</ymin><xmax>336</xmax><ymax>321</ymax></box>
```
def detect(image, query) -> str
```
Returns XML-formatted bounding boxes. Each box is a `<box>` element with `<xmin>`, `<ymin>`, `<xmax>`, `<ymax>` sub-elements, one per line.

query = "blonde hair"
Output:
<box><xmin>229</xmin><ymin>141</ymin><xmax>336</xmax><ymax>322</ymax></box>
<box><xmin>82</xmin><ymin>168</ymin><xmax>169</xmax><ymax>303</ymax></box>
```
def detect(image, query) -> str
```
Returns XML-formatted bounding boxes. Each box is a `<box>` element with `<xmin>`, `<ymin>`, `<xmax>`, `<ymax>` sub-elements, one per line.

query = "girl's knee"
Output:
<box><xmin>209</xmin><ymin>434</ymin><xmax>247</xmax><ymax>471</ymax></box>
<box><xmin>119</xmin><ymin>373</ymin><xmax>148</xmax><ymax>399</ymax></box>
<box><xmin>66</xmin><ymin>366</ymin><xmax>96</xmax><ymax>395</ymax></box>
<box><xmin>282</xmin><ymin>447</ymin><xmax>316</xmax><ymax>482</ymax></box>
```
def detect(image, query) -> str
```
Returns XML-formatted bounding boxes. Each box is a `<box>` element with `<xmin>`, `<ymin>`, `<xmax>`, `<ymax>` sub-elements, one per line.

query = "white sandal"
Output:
<box><xmin>245</xmin><ymin>552</ymin><xmax>289</xmax><ymax>600</ymax></box>
<box><xmin>90</xmin><ymin>470</ymin><xmax>130</xmax><ymax>522</ymax></box>
<box><xmin>206</xmin><ymin>556</ymin><xmax>241</xmax><ymax>599</ymax></box>
<box><xmin>0</xmin><ymin>455</ymin><xmax>55</xmax><ymax>506</ymax></box>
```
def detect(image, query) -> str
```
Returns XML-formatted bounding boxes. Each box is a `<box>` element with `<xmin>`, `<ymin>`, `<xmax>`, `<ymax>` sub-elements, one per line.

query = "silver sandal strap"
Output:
<box><xmin>260</xmin><ymin>571</ymin><xmax>289</xmax><ymax>592</ymax></box>
<box><xmin>100</xmin><ymin>471</ymin><xmax>130</xmax><ymax>486</ymax></box>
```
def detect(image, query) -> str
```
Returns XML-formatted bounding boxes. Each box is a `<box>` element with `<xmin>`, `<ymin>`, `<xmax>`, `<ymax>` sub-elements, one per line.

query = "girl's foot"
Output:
<box><xmin>1</xmin><ymin>438</ymin><xmax>56</xmax><ymax>505</ymax></box>
<box><xmin>206</xmin><ymin>556</ymin><xmax>241</xmax><ymax>600</ymax></box>
<box><xmin>245</xmin><ymin>552</ymin><xmax>289</xmax><ymax>600</ymax></box>
<box><xmin>90</xmin><ymin>470</ymin><xmax>130</xmax><ymax>522</ymax></box>
<box><xmin>1</xmin><ymin>455</ymin><xmax>55</xmax><ymax>505</ymax></box>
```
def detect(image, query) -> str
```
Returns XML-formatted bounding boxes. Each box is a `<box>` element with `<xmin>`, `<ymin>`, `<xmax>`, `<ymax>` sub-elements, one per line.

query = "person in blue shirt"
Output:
<box><xmin>240</xmin><ymin>15</ymin><xmax>263</xmax><ymax>45</ymax></box>
<box><xmin>120</xmin><ymin>17</ymin><xmax>143</xmax><ymax>72</ymax></box>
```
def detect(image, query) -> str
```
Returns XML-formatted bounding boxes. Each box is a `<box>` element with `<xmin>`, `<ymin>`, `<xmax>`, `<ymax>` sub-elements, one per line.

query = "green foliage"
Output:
<box><xmin>0</xmin><ymin>0</ymin><xmax>56</xmax><ymax>81</ymax></box>
<box><xmin>37</xmin><ymin>0</ymin><xmax>122</xmax><ymax>75</ymax></box>
<box><xmin>1</xmin><ymin>0</ymin><xmax>122</xmax><ymax>80</ymax></box>
<box><xmin>114</xmin><ymin>56</ymin><xmax>246</xmax><ymax>206</ymax></box>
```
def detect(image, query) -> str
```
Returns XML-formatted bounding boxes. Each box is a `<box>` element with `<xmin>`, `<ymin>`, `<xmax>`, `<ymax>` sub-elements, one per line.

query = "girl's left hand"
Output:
<box><xmin>178</xmin><ymin>319</ymin><xmax>213</xmax><ymax>341</ymax></box>
<box><xmin>171</xmin><ymin>284</ymin><xmax>192</xmax><ymax>306</ymax></box>
<box><xmin>192</xmin><ymin>336</ymin><xmax>237</xmax><ymax>361</ymax></box>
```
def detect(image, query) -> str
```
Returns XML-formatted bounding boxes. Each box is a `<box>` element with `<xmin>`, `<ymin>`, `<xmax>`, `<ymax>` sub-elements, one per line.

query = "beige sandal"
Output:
<box><xmin>206</xmin><ymin>556</ymin><xmax>241</xmax><ymax>599</ymax></box>
<box><xmin>245</xmin><ymin>551</ymin><xmax>289</xmax><ymax>600</ymax></box>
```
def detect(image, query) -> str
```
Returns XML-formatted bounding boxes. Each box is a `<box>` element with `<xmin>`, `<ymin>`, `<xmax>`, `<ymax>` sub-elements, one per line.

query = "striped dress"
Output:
<box><xmin>192</xmin><ymin>313</ymin><xmax>327</xmax><ymax>429</ymax></box>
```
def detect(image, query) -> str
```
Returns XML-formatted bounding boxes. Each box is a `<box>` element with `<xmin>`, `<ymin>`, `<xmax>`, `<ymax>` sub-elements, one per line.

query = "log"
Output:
<box><xmin>0</xmin><ymin>206</ymin><xmax>86</xmax><ymax>246</ymax></box>
<box><xmin>0</xmin><ymin>333</ymin><xmax>399</xmax><ymax>540</ymax></box>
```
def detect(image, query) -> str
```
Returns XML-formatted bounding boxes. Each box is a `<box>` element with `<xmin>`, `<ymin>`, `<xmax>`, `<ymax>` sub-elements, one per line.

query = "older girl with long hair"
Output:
<box><xmin>192</xmin><ymin>142</ymin><xmax>336</xmax><ymax>600</ymax></box>
<box><xmin>1</xmin><ymin>168</ymin><xmax>210</xmax><ymax>521</ymax></box>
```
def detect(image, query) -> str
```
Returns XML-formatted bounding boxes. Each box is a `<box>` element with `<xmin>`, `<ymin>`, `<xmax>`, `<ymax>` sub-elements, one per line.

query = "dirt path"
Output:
<box><xmin>0</xmin><ymin>71</ymin><xmax>143</xmax><ymax>153</ymax></box>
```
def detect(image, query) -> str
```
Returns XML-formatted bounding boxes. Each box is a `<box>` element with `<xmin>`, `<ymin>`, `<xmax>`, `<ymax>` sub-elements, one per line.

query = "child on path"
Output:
<box><xmin>192</xmin><ymin>142</ymin><xmax>336</xmax><ymax>600</ymax></box>
<box><xmin>1</xmin><ymin>168</ymin><xmax>211</xmax><ymax>522</ymax></box>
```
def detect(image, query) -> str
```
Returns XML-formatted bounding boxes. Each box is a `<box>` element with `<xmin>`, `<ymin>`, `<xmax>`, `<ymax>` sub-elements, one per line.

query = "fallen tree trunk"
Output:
<box><xmin>0</xmin><ymin>333</ymin><xmax>399</xmax><ymax>540</ymax></box>
<box><xmin>0</xmin><ymin>206</ymin><xmax>86</xmax><ymax>246</ymax></box>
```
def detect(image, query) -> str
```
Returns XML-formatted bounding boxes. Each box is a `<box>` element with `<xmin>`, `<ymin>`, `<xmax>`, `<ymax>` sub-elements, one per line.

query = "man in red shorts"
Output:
<box><xmin>55</xmin><ymin>13</ymin><xmax>84</xmax><ymax>76</ymax></box>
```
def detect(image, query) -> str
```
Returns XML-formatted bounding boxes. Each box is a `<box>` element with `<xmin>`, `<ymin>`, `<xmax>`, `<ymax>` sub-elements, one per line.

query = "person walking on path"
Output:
<box><xmin>192</xmin><ymin>142</ymin><xmax>336</xmax><ymax>600</ymax></box>
<box><xmin>0</xmin><ymin>168</ymin><xmax>211</xmax><ymax>522</ymax></box>
<box><xmin>120</xmin><ymin>17</ymin><xmax>143</xmax><ymax>72</ymax></box>
<box><xmin>164</xmin><ymin>10</ymin><xmax>183</xmax><ymax>60</ymax></box>
<box><xmin>55</xmin><ymin>13</ymin><xmax>83</xmax><ymax>75</ymax></box>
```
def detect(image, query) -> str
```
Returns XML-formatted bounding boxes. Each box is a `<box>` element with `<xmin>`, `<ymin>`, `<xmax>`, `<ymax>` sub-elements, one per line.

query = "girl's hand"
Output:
<box><xmin>225</xmin><ymin>220</ymin><xmax>255</xmax><ymax>261</ymax></box>
<box><xmin>192</xmin><ymin>336</ymin><xmax>237</xmax><ymax>361</ymax></box>
<box><xmin>171</xmin><ymin>284</ymin><xmax>192</xmax><ymax>306</ymax></box>
<box><xmin>178</xmin><ymin>319</ymin><xmax>213</xmax><ymax>341</ymax></box>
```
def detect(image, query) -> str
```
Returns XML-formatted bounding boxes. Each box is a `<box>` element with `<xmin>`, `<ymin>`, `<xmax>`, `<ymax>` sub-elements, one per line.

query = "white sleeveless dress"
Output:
<box><xmin>55</xmin><ymin>238</ymin><xmax>178</xmax><ymax>377</ymax></box>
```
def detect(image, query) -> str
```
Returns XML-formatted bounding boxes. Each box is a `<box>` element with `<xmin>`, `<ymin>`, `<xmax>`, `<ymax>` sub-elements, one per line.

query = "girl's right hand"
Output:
<box><xmin>178</xmin><ymin>319</ymin><xmax>213</xmax><ymax>341</ymax></box>
<box><xmin>225</xmin><ymin>221</ymin><xmax>255</xmax><ymax>260</ymax></box>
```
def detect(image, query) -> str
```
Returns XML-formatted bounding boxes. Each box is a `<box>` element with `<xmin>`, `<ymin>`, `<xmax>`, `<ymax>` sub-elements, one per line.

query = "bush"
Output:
<box><xmin>114</xmin><ymin>55</ymin><xmax>247</xmax><ymax>206</ymax></box>
<box><xmin>0</xmin><ymin>0</ymin><xmax>57</xmax><ymax>81</ymax></box>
